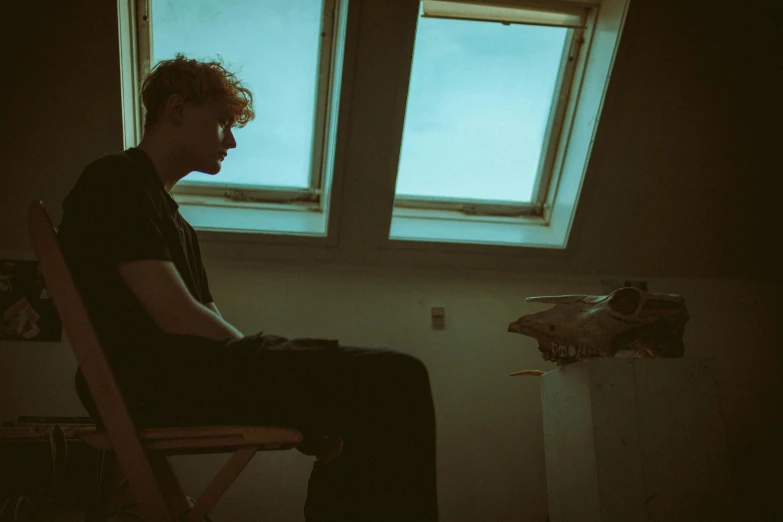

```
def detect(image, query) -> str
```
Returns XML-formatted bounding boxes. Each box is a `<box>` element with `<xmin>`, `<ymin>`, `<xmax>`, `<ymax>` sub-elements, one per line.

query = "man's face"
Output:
<box><xmin>178</xmin><ymin>99</ymin><xmax>237</xmax><ymax>175</ymax></box>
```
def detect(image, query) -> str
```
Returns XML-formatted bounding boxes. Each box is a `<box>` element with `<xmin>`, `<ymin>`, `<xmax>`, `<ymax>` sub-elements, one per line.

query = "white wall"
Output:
<box><xmin>2</xmin><ymin>262</ymin><xmax>780</xmax><ymax>520</ymax></box>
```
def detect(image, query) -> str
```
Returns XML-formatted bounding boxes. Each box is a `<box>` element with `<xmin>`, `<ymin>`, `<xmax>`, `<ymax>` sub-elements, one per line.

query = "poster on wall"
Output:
<box><xmin>0</xmin><ymin>259</ymin><xmax>62</xmax><ymax>342</ymax></box>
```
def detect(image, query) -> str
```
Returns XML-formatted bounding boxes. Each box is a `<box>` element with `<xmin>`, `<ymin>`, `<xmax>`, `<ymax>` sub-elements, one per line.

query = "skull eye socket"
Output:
<box><xmin>608</xmin><ymin>287</ymin><xmax>641</xmax><ymax>315</ymax></box>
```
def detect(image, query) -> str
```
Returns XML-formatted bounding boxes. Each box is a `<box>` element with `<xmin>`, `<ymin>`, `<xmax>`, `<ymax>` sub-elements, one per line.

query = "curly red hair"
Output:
<box><xmin>141</xmin><ymin>54</ymin><xmax>254</xmax><ymax>128</ymax></box>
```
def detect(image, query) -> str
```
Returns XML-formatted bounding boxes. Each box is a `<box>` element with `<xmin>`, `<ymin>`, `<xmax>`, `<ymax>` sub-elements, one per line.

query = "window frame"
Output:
<box><xmin>122</xmin><ymin>0</ymin><xmax>344</xmax><ymax>213</ymax></box>
<box><xmin>392</xmin><ymin>1</ymin><xmax>587</xmax><ymax>220</ymax></box>
<box><xmin>117</xmin><ymin>0</ymin><xmax>632</xmax><ymax>260</ymax></box>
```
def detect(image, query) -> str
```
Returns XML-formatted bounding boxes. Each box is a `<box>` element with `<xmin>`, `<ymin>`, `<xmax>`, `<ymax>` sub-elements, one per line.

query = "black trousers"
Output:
<box><xmin>76</xmin><ymin>333</ymin><xmax>439</xmax><ymax>522</ymax></box>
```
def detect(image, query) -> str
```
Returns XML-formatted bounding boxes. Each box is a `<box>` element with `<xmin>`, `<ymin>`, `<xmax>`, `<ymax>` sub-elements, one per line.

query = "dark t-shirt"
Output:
<box><xmin>58</xmin><ymin>147</ymin><xmax>213</xmax><ymax>364</ymax></box>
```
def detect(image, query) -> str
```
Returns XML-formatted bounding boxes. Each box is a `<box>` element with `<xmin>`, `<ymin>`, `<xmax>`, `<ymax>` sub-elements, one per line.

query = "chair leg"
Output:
<box><xmin>148</xmin><ymin>455</ymin><xmax>191</xmax><ymax>521</ymax></box>
<box><xmin>113</xmin><ymin>452</ymin><xmax>174</xmax><ymax>522</ymax></box>
<box><xmin>185</xmin><ymin>446</ymin><xmax>258</xmax><ymax>522</ymax></box>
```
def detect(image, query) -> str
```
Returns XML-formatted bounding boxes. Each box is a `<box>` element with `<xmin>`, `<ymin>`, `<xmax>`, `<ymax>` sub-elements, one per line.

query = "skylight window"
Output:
<box><xmin>152</xmin><ymin>0</ymin><xmax>324</xmax><ymax>190</ymax></box>
<box><xmin>139</xmin><ymin>0</ymin><xmax>345</xmax><ymax>213</ymax></box>
<box><xmin>120</xmin><ymin>0</ymin><xmax>630</xmax><ymax>248</ymax></box>
<box><xmin>395</xmin><ymin>1</ymin><xmax>584</xmax><ymax>216</ymax></box>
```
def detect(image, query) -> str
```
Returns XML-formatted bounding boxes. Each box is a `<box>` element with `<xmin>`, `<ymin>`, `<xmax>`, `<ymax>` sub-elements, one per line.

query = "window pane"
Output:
<box><xmin>396</xmin><ymin>17</ymin><xmax>568</xmax><ymax>202</ymax></box>
<box><xmin>151</xmin><ymin>0</ymin><xmax>324</xmax><ymax>188</ymax></box>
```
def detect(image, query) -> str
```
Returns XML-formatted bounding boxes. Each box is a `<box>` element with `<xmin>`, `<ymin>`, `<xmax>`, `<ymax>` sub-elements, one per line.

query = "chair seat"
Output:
<box><xmin>79</xmin><ymin>425</ymin><xmax>303</xmax><ymax>455</ymax></box>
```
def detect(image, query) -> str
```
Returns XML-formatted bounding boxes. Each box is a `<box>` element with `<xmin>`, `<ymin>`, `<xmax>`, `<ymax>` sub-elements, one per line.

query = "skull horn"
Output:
<box><xmin>526</xmin><ymin>294</ymin><xmax>587</xmax><ymax>304</ymax></box>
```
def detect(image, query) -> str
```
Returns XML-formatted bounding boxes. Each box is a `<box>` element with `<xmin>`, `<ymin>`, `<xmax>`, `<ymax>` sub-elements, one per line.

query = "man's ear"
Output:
<box><xmin>163</xmin><ymin>94</ymin><xmax>186</xmax><ymax>126</ymax></box>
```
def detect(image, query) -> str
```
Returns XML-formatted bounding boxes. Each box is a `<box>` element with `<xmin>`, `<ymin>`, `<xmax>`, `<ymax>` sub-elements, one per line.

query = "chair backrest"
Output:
<box><xmin>27</xmin><ymin>201</ymin><xmax>171</xmax><ymax>519</ymax></box>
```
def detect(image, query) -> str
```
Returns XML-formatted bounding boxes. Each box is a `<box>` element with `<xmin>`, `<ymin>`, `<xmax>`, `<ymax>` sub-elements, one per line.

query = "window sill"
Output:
<box><xmin>175</xmin><ymin>195</ymin><xmax>328</xmax><ymax>238</ymax></box>
<box><xmin>388</xmin><ymin>207</ymin><xmax>568</xmax><ymax>249</ymax></box>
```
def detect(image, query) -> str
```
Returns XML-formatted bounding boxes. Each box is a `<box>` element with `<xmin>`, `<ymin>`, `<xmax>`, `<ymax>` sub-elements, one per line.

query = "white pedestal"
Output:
<box><xmin>541</xmin><ymin>358</ymin><xmax>733</xmax><ymax>522</ymax></box>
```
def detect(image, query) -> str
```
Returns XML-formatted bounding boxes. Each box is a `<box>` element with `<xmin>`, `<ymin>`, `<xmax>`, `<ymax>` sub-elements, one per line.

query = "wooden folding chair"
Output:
<box><xmin>27</xmin><ymin>201</ymin><xmax>303</xmax><ymax>522</ymax></box>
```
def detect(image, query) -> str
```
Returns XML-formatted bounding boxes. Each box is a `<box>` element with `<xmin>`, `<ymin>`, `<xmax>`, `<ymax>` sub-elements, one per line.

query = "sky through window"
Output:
<box><xmin>396</xmin><ymin>17</ymin><xmax>568</xmax><ymax>202</ymax></box>
<box><xmin>151</xmin><ymin>0</ymin><xmax>323</xmax><ymax>188</ymax></box>
<box><xmin>151</xmin><ymin>1</ymin><xmax>568</xmax><ymax>202</ymax></box>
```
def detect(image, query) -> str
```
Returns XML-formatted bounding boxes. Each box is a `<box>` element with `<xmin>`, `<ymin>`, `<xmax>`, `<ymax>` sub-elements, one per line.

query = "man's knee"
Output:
<box><xmin>341</xmin><ymin>348</ymin><xmax>431</xmax><ymax>398</ymax></box>
<box><xmin>377</xmin><ymin>351</ymin><xmax>431</xmax><ymax>391</ymax></box>
<box><xmin>399</xmin><ymin>352</ymin><xmax>429</xmax><ymax>380</ymax></box>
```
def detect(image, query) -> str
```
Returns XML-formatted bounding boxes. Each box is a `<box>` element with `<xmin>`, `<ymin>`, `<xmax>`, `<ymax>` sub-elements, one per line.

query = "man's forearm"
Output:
<box><xmin>114</xmin><ymin>260</ymin><xmax>244</xmax><ymax>341</ymax></box>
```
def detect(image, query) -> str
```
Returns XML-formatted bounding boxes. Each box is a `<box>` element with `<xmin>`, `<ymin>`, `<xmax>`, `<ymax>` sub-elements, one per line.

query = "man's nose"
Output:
<box><xmin>224</xmin><ymin>129</ymin><xmax>237</xmax><ymax>149</ymax></box>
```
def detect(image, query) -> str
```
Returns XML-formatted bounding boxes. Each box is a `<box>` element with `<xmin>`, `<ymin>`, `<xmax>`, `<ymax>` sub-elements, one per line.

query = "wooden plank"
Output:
<box><xmin>27</xmin><ymin>202</ymin><xmax>173</xmax><ymax>521</ymax></box>
<box><xmin>186</xmin><ymin>447</ymin><xmax>258</xmax><ymax>522</ymax></box>
<box><xmin>149</xmin><ymin>455</ymin><xmax>191</xmax><ymax>521</ymax></box>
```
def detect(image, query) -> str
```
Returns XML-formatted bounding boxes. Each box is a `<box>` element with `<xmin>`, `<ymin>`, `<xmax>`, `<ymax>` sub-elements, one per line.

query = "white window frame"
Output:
<box><xmin>386</xmin><ymin>0</ymin><xmax>627</xmax><ymax>251</ymax></box>
<box><xmin>118</xmin><ymin>0</ymin><xmax>631</xmax><ymax>263</ymax></box>
<box><xmin>118</xmin><ymin>0</ymin><xmax>348</xmax><ymax>237</ymax></box>
<box><xmin>394</xmin><ymin>1</ymin><xmax>587</xmax><ymax>219</ymax></box>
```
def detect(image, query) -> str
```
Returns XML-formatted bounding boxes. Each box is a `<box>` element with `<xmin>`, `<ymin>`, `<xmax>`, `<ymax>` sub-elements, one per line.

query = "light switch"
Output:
<box><xmin>431</xmin><ymin>307</ymin><xmax>445</xmax><ymax>330</ymax></box>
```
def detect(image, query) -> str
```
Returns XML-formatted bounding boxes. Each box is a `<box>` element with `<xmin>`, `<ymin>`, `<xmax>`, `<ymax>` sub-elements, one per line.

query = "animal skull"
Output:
<box><xmin>508</xmin><ymin>287</ymin><xmax>689</xmax><ymax>367</ymax></box>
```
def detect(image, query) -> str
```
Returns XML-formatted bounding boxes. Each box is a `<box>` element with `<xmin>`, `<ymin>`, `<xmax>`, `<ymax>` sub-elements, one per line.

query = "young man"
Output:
<box><xmin>58</xmin><ymin>55</ymin><xmax>438</xmax><ymax>521</ymax></box>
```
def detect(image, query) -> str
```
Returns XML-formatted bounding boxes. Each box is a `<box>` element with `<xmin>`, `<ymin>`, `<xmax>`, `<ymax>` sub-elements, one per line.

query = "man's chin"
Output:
<box><xmin>195</xmin><ymin>164</ymin><xmax>221</xmax><ymax>175</ymax></box>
